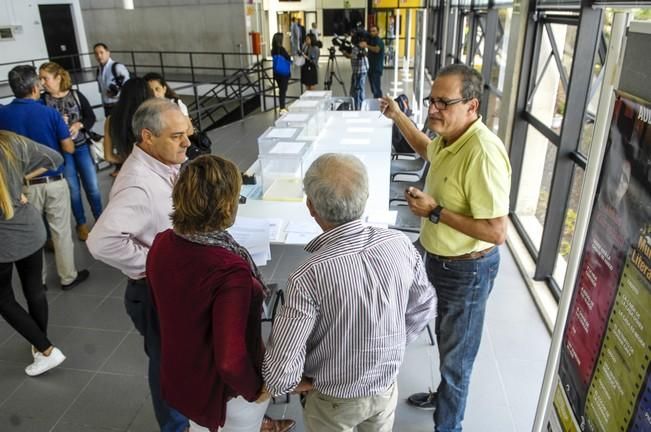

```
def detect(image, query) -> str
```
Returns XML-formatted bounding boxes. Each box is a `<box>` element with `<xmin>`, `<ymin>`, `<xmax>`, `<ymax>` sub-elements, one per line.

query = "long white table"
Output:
<box><xmin>236</xmin><ymin>111</ymin><xmax>394</xmax><ymax>244</ymax></box>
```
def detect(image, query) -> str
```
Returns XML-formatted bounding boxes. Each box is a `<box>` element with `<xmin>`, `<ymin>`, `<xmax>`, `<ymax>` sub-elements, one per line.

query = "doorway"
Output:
<box><xmin>38</xmin><ymin>4</ymin><xmax>81</xmax><ymax>72</ymax></box>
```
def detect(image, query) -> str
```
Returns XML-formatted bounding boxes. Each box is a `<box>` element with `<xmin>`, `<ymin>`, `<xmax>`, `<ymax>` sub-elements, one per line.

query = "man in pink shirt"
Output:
<box><xmin>88</xmin><ymin>98</ymin><xmax>192</xmax><ymax>431</ymax></box>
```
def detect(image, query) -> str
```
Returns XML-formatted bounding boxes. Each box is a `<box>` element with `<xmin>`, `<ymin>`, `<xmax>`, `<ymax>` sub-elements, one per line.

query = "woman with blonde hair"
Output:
<box><xmin>39</xmin><ymin>61</ymin><xmax>102</xmax><ymax>241</ymax></box>
<box><xmin>146</xmin><ymin>155</ymin><xmax>295</xmax><ymax>432</ymax></box>
<box><xmin>0</xmin><ymin>130</ymin><xmax>66</xmax><ymax>376</ymax></box>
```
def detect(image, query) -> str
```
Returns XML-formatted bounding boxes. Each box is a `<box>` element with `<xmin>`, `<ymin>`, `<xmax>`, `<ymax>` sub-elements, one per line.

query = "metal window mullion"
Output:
<box><xmin>525</xmin><ymin>19</ymin><xmax>546</xmax><ymax>110</ymax></box>
<box><xmin>533</xmin><ymin>0</ymin><xmax>602</xmax><ymax>281</ymax></box>
<box><xmin>480</xmin><ymin>8</ymin><xmax>499</xmax><ymax>118</ymax></box>
<box><xmin>508</xmin><ymin>0</ymin><xmax>539</xmax><ymax>214</ymax></box>
<box><xmin>543</xmin><ymin>22</ymin><xmax>569</xmax><ymax>93</ymax></box>
<box><xmin>526</xmin><ymin>52</ymin><xmax>553</xmax><ymax>111</ymax></box>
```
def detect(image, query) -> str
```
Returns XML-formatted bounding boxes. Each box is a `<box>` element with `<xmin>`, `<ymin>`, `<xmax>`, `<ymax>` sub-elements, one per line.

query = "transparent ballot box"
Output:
<box><xmin>275</xmin><ymin>112</ymin><xmax>322</xmax><ymax>138</ymax></box>
<box><xmin>288</xmin><ymin>98</ymin><xmax>327</xmax><ymax>113</ymax></box>
<box><xmin>300</xmin><ymin>90</ymin><xmax>332</xmax><ymax>101</ymax></box>
<box><xmin>257</xmin><ymin>127</ymin><xmax>303</xmax><ymax>154</ymax></box>
<box><xmin>259</xmin><ymin>141</ymin><xmax>310</xmax><ymax>201</ymax></box>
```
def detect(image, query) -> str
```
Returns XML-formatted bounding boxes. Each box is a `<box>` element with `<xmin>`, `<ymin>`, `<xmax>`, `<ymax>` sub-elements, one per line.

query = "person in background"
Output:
<box><xmin>366</xmin><ymin>25</ymin><xmax>385</xmax><ymax>98</ymax></box>
<box><xmin>308</xmin><ymin>22</ymin><xmax>320</xmax><ymax>41</ymax></box>
<box><xmin>94</xmin><ymin>42</ymin><xmax>130</xmax><ymax>117</ymax></box>
<box><xmin>147</xmin><ymin>155</ymin><xmax>296</xmax><ymax>432</ymax></box>
<box><xmin>88</xmin><ymin>99</ymin><xmax>191</xmax><ymax>432</ymax></box>
<box><xmin>0</xmin><ymin>131</ymin><xmax>66</xmax><ymax>376</ymax></box>
<box><xmin>300</xmin><ymin>33</ymin><xmax>320</xmax><ymax>91</ymax></box>
<box><xmin>343</xmin><ymin>33</ymin><xmax>369</xmax><ymax>110</ymax></box>
<box><xmin>380</xmin><ymin>63</ymin><xmax>511</xmax><ymax>432</ymax></box>
<box><xmin>262</xmin><ymin>153</ymin><xmax>436</xmax><ymax>432</ymax></box>
<box><xmin>143</xmin><ymin>72</ymin><xmax>189</xmax><ymax>117</ymax></box>
<box><xmin>290</xmin><ymin>17</ymin><xmax>301</xmax><ymax>56</ymax></box>
<box><xmin>0</xmin><ymin>65</ymin><xmax>89</xmax><ymax>291</ymax></box>
<box><xmin>103</xmin><ymin>77</ymin><xmax>153</xmax><ymax>177</ymax></box>
<box><xmin>39</xmin><ymin>62</ymin><xmax>102</xmax><ymax>241</ymax></box>
<box><xmin>271</xmin><ymin>32</ymin><xmax>292</xmax><ymax>114</ymax></box>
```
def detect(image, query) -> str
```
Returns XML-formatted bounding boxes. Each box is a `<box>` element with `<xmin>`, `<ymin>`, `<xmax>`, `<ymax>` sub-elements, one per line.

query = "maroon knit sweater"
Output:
<box><xmin>147</xmin><ymin>229</ymin><xmax>265</xmax><ymax>430</ymax></box>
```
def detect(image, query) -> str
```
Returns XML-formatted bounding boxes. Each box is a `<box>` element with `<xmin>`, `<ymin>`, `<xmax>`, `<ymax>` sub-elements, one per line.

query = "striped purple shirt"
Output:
<box><xmin>263</xmin><ymin>219</ymin><xmax>436</xmax><ymax>398</ymax></box>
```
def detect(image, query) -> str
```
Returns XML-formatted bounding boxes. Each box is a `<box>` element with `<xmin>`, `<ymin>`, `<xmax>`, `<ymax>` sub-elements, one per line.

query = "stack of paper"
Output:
<box><xmin>228</xmin><ymin>217</ymin><xmax>272</xmax><ymax>266</ymax></box>
<box><xmin>284</xmin><ymin>220</ymin><xmax>322</xmax><ymax>244</ymax></box>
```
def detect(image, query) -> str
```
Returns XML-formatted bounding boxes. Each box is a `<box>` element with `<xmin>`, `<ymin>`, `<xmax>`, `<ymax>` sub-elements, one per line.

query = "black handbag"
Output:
<box><xmin>186</xmin><ymin>130</ymin><xmax>213</xmax><ymax>160</ymax></box>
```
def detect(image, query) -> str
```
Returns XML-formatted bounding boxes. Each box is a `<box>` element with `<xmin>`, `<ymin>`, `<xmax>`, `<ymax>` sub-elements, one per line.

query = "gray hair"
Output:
<box><xmin>436</xmin><ymin>63</ymin><xmax>483</xmax><ymax>103</ymax></box>
<box><xmin>303</xmin><ymin>153</ymin><xmax>369</xmax><ymax>226</ymax></box>
<box><xmin>131</xmin><ymin>98</ymin><xmax>181</xmax><ymax>142</ymax></box>
<box><xmin>8</xmin><ymin>65</ymin><xmax>39</xmax><ymax>99</ymax></box>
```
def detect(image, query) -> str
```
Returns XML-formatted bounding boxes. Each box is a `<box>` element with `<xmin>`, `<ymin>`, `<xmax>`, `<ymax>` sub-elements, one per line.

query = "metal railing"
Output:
<box><xmin>0</xmin><ymin>49</ymin><xmax>302</xmax><ymax>130</ymax></box>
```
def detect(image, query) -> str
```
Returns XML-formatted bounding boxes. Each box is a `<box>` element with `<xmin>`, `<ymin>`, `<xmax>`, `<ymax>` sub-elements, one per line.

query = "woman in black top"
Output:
<box><xmin>271</xmin><ymin>32</ymin><xmax>291</xmax><ymax>112</ymax></box>
<box><xmin>300</xmin><ymin>33</ymin><xmax>320</xmax><ymax>90</ymax></box>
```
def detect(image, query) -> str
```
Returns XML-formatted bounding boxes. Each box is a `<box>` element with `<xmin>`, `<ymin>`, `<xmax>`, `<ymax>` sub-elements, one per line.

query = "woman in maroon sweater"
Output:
<box><xmin>146</xmin><ymin>155</ymin><xmax>294</xmax><ymax>432</ymax></box>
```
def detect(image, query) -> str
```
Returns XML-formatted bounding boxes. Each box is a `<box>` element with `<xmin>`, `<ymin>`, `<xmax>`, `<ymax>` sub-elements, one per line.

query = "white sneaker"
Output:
<box><xmin>25</xmin><ymin>347</ymin><xmax>66</xmax><ymax>376</ymax></box>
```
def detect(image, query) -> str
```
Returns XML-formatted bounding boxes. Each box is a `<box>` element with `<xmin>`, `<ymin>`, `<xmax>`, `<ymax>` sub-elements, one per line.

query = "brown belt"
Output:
<box><xmin>429</xmin><ymin>245</ymin><xmax>496</xmax><ymax>261</ymax></box>
<box><xmin>25</xmin><ymin>174</ymin><xmax>64</xmax><ymax>186</ymax></box>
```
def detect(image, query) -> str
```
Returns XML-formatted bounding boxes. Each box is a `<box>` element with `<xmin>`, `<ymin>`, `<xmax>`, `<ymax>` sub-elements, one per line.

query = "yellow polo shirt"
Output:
<box><xmin>421</xmin><ymin>118</ymin><xmax>511</xmax><ymax>257</ymax></box>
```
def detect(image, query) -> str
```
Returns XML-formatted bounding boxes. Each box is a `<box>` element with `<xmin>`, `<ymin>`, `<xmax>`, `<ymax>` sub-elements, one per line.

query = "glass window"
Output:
<box><xmin>490</xmin><ymin>8</ymin><xmax>512</xmax><ymax>93</ymax></box>
<box><xmin>527</xmin><ymin>23</ymin><xmax>577</xmax><ymax>132</ymax></box>
<box><xmin>514</xmin><ymin>126</ymin><xmax>558</xmax><ymax>251</ymax></box>
<box><xmin>487</xmin><ymin>92</ymin><xmax>502</xmax><ymax>134</ymax></box>
<box><xmin>553</xmin><ymin>166</ymin><xmax>585</xmax><ymax>285</ymax></box>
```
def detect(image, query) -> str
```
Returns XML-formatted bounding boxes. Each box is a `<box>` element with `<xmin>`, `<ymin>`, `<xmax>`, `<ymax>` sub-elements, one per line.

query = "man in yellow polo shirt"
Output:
<box><xmin>380</xmin><ymin>64</ymin><xmax>511</xmax><ymax>432</ymax></box>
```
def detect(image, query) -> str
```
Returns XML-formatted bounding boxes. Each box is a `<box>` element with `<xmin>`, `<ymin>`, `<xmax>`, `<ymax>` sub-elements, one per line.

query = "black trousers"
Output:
<box><xmin>0</xmin><ymin>249</ymin><xmax>51</xmax><ymax>352</ymax></box>
<box><xmin>124</xmin><ymin>278</ymin><xmax>187</xmax><ymax>431</ymax></box>
<box><xmin>275</xmin><ymin>75</ymin><xmax>290</xmax><ymax>109</ymax></box>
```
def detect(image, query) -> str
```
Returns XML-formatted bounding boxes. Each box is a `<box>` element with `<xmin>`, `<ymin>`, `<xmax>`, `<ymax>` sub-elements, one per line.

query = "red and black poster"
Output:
<box><xmin>551</xmin><ymin>92</ymin><xmax>651</xmax><ymax>431</ymax></box>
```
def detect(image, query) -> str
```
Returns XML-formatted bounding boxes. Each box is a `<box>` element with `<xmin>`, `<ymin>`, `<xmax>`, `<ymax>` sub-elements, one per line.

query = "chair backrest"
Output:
<box><xmin>360</xmin><ymin>98</ymin><xmax>381</xmax><ymax>111</ymax></box>
<box><xmin>327</xmin><ymin>96</ymin><xmax>355</xmax><ymax>111</ymax></box>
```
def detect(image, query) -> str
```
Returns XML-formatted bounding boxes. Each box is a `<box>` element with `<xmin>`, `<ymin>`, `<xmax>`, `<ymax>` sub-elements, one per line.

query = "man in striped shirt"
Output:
<box><xmin>262</xmin><ymin>153</ymin><xmax>437</xmax><ymax>431</ymax></box>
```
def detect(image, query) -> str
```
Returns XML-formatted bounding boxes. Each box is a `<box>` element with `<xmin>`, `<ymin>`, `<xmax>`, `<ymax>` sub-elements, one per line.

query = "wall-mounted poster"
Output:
<box><xmin>550</xmin><ymin>91</ymin><xmax>651</xmax><ymax>431</ymax></box>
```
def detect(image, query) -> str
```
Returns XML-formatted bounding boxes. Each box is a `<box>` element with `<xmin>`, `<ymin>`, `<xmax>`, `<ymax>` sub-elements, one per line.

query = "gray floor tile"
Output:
<box><xmin>0</xmin><ymin>362</ymin><xmax>27</xmax><ymax>407</ymax></box>
<box><xmin>498</xmin><ymin>357</ymin><xmax>547</xmax><ymax>432</ymax></box>
<box><xmin>101</xmin><ymin>333</ymin><xmax>147</xmax><ymax>376</ymax></box>
<box><xmin>0</xmin><ymin>414</ymin><xmax>56</xmax><ymax>431</ymax></box>
<box><xmin>56</xmin><ymin>328</ymin><xmax>128</xmax><ymax>371</ymax></box>
<box><xmin>126</xmin><ymin>395</ymin><xmax>159</xmax><ymax>432</ymax></box>
<box><xmin>47</xmin><ymin>294</ymin><xmax>107</xmax><ymax>328</ymax></box>
<box><xmin>62</xmin><ymin>374</ymin><xmax>149</xmax><ymax>430</ymax></box>
<box><xmin>0</xmin><ymin>326</ymin><xmax>75</xmax><ymax>365</ymax></box>
<box><xmin>0</xmin><ymin>369</ymin><xmax>93</xmax><ymax>422</ymax></box>
<box><xmin>0</xmin><ymin>322</ymin><xmax>15</xmax><ymax>347</ymax></box>
<box><xmin>81</xmin><ymin>297</ymin><xmax>133</xmax><ymax>332</ymax></box>
<box><xmin>67</xmin><ymin>262</ymin><xmax>125</xmax><ymax>297</ymax></box>
<box><xmin>53</xmin><ymin>422</ymin><xmax>124</xmax><ymax>431</ymax></box>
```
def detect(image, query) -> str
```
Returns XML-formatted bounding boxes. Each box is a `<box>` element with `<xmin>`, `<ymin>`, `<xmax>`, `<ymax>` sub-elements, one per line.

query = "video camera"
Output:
<box><xmin>331</xmin><ymin>27</ymin><xmax>369</xmax><ymax>57</ymax></box>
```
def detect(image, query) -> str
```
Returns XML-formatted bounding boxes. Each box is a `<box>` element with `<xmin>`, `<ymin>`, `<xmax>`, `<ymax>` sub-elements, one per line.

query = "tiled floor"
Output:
<box><xmin>0</xmin><ymin>71</ymin><xmax>551</xmax><ymax>431</ymax></box>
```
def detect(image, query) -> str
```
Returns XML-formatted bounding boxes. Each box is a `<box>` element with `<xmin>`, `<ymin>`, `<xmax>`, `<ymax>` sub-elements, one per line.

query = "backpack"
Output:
<box><xmin>272</xmin><ymin>54</ymin><xmax>291</xmax><ymax>76</ymax></box>
<box><xmin>97</xmin><ymin>62</ymin><xmax>129</xmax><ymax>93</ymax></box>
<box><xmin>186</xmin><ymin>130</ymin><xmax>213</xmax><ymax>160</ymax></box>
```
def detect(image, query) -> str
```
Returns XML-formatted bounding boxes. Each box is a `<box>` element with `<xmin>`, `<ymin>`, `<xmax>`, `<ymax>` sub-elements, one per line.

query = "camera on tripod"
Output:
<box><xmin>332</xmin><ymin>35</ymin><xmax>353</xmax><ymax>55</ymax></box>
<box><xmin>332</xmin><ymin>28</ymin><xmax>369</xmax><ymax>57</ymax></box>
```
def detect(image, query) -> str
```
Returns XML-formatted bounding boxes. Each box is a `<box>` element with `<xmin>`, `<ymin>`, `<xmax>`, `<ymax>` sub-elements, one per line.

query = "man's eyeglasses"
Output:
<box><xmin>423</xmin><ymin>97</ymin><xmax>469</xmax><ymax>111</ymax></box>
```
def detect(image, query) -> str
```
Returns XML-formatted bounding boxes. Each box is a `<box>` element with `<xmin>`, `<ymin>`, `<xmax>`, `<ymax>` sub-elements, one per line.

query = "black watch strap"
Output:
<box><xmin>428</xmin><ymin>205</ymin><xmax>444</xmax><ymax>224</ymax></box>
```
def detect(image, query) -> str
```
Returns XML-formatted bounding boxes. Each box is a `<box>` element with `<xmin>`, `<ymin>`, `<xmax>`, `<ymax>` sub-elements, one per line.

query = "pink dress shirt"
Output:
<box><xmin>87</xmin><ymin>145</ymin><xmax>181</xmax><ymax>279</ymax></box>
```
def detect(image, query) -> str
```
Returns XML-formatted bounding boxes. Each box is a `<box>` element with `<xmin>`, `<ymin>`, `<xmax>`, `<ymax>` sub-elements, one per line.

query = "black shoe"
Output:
<box><xmin>61</xmin><ymin>269</ymin><xmax>89</xmax><ymax>291</ymax></box>
<box><xmin>407</xmin><ymin>390</ymin><xmax>437</xmax><ymax>410</ymax></box>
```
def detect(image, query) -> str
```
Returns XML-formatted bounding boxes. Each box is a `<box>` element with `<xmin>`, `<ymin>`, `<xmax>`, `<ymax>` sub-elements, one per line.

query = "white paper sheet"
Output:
<box><xmin>266</xmin><ymin>128</ymin><xmax>298</xmax><ymax>138</ymax></box>
<box><xmin>228</xmin><ymin>217</ymin><xmax>271</xmax><ymax>265</ymax></box>
<box><xmin>285</xmin><ymin>231</ymin><xmax>319</xmax><ymax>244</ymax></box>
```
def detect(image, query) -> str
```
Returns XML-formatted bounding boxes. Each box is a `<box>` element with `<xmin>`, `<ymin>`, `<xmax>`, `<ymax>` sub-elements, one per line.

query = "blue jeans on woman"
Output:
<box><xmin>425</xmin><ymin>247</ymin><xmax>500</xmax><ymax>432</ymax></box>
<box><xmin>63</xmin><ymin>143</ymin><xmax>102</xmax><ymax>226</ymax></box>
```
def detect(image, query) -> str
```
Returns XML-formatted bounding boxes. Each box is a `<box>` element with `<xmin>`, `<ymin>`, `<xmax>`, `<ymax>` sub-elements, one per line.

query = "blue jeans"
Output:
<box><xmin>125</xmin><ymin>279</ymin><xmax>189</xmax><ymax>432</ymax></box>
<box><xmin>63</xmin><ymin>144</ymin><xmax>102</xmax><ymax>225</ymax></box>
<box><xmin>368</xmin><ymin>71</ymin><xmax>383</xmax><ymax>98</ymax></box>
<box><xmin>425</xmin><ymin>247</ymin><xmax>500</xmax><ymax>432</ymax></box>
<box><xmin>350</xmin><ymin>72</ymin><xmax>367</xmax><ymax>110</ymax></box>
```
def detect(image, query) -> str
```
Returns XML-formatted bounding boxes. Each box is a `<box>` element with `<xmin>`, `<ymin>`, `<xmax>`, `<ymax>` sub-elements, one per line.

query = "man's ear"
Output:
<box><xmin>306</xmin><ymin>198</ymin><xmax>317</xmax><ymax>218</ymax></box>
<box><xmin>468</xmin><ymin>98</ymin><xmax>480</xmax><ymax>115</ymax></box>
<box><xmin>141</xmin><ymin>128</ymin><xmax>153</xmax><ymax>145</ymax></box>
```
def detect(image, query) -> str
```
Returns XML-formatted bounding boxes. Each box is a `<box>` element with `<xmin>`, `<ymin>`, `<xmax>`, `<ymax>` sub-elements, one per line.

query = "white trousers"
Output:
<box><xmin>189</xmin><ymin>397</ymin><xmax>270</xmax><ymax>432</ymax></box>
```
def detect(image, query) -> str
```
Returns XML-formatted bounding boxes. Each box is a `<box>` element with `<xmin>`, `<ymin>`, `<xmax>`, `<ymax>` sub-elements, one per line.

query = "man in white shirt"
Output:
<box><xmin>88</xmin><ymin>99</ymin><xmax>191</xmax><ymax>432</ymax></box>
<box><xmin>93</xmin><ymin>42</ymin><xmax>130</xmax><ymax>116</ymax></box>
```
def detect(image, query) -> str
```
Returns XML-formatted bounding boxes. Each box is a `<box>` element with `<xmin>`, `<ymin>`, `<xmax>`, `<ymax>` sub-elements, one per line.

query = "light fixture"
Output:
<box><xmin>123</xmin><ymin>0</ymin><xmax>134</xmax><ymax>10</ymax></box>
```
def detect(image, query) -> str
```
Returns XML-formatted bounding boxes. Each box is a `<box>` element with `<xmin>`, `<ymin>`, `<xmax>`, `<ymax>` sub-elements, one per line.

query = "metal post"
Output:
<box><xmin>222</xmin><ymin>53</ymin><xmax>226</xmax><ymax>78</ymax></box>
<box><xmin>159</xmin><ymin>52</ymin><xmax>165</xmax><ymax>76</ymax></box>
<box><xmin>131</xmin><ymin>51</ymin><xmax>137</xmax><ymax>76</ymax></box>
<box><xmin>239</xmin><ymin>75</ymin><xmax>245</xmax><ymax>119</ymax></box>
<box><xmin>190</xmin><ymin>53</ymin><xmax>203</xmax><ymax>131</ymax></box>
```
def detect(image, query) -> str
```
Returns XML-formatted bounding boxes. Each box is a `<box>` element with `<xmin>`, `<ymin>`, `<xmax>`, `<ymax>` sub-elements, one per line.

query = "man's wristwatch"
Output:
<box><xmin>428</xmin><ymin>205</ymin><xmax>444</xmax><ymax>224</ymax></box>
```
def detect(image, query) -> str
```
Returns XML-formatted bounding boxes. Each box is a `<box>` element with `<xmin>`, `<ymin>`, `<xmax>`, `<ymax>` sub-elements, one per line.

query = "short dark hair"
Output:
<box><xmin>93</xmin><ymin>42</ymin><xmax>109</xmax><ymax>51</ymax></box>
<box><xmin>436</xmin><ymin>63</ymin><xmax>483</xmax><ymax>103</ymax></box>
<box><xmin>172</xmin><ymin>155</ymin><xmax>242</xmax><ymax>234</ymax></box>
<box><xmin>8</xmin><ymin>65</ymin><xmax>39</xmax><ymax>98</ymax></box>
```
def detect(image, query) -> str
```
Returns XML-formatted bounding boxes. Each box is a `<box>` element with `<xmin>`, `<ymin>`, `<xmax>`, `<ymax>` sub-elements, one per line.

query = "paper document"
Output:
<box><xmin>285</xmin><ymin>231</ymin><xmax>319</xmax><ymax>244</ymax></box>
<box><xmin>365</xmin><ymin>210</ymin><xmax>398</xmax><ymax>226</ymax></box>
<box><xmin>286</xmin><ymin>219</ymin><xmax>321</xmax><ymax>234</ymax></box>
<box><xmin>228</xmin><ymin>217</ymin><xmax>272</xmax><ymax>266</ymax></box>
